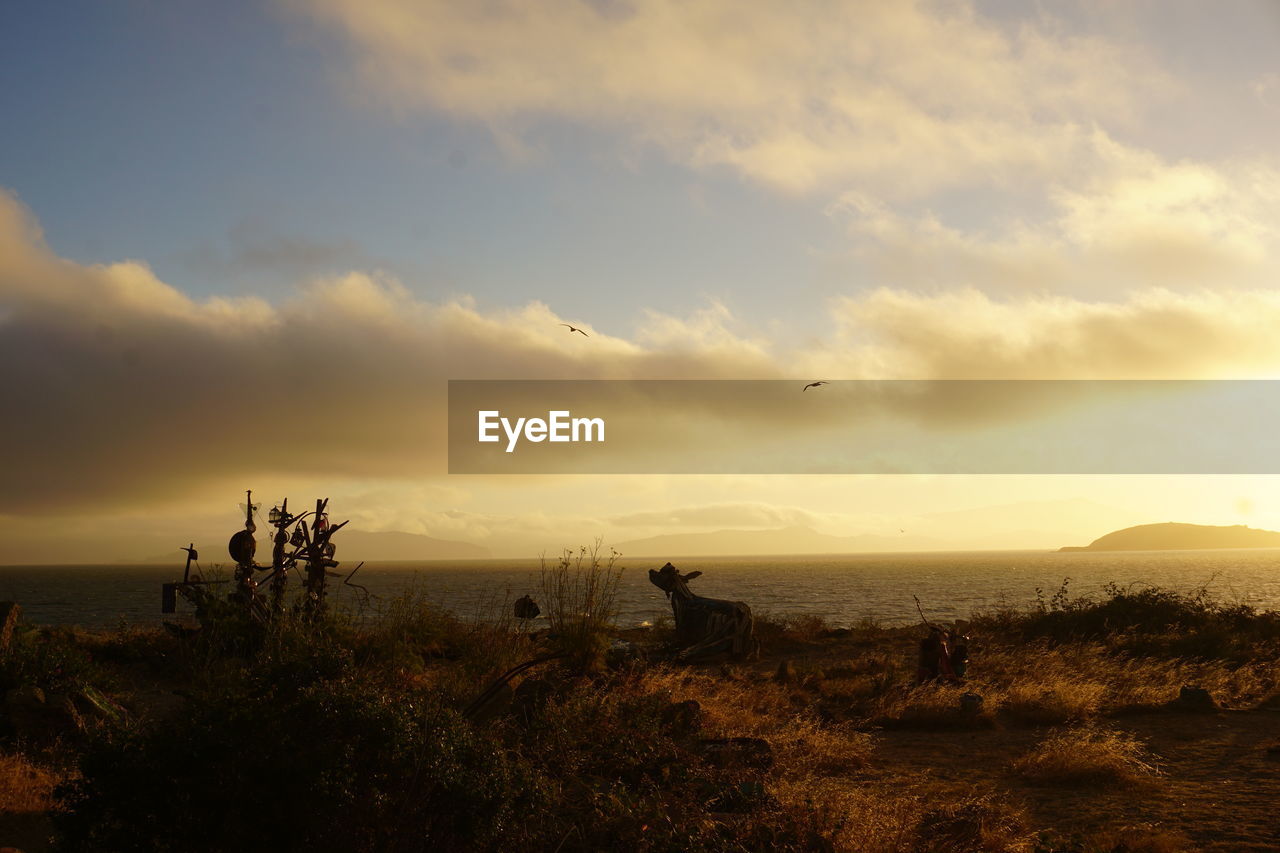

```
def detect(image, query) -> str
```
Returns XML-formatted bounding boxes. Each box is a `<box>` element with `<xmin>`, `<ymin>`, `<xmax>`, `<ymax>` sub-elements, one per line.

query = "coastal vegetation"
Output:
<box><xmin>1</xmin><ymin>562</ymin><xmax>1278</xmax><ymax>851</ymax></box>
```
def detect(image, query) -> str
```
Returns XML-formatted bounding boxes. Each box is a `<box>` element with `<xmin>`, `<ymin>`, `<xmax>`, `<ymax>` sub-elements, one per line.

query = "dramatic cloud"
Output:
<box><xmin>287</xmin><ymin>0</ymin><xmax>1280</xmax><ymax>301</ymax></box>
<box><xmin>0</xmin><ymin>190</ymin><xmax>775</xmax><ymax>514</ymax></box>
<box><xmin>287</xmin><ymin>0</ymin><xmax>1167</xmax><ymax>196</ymax></box>
<box><xmin>5</xmin><ymin>190</ymin><xmax>1280</xmax><ymax>516</ymax></box>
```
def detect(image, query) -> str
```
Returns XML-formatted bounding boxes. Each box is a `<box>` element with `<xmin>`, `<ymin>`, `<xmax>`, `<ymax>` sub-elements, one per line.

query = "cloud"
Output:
<box><xmin>610</xmin><ymin>501</ymin><xmax>841</xmax><ymax>530</ymax></box>
<box><xmin>7</xmin><ymin>190</ymin><xmax>1280</xmax><ymax>513</ymax></box>
<box><xmin>286</xmin><ymin>0</ymin><xmax>1168</xmax><ymax>196</ymax></box>
<box><xmin>0</xmin><ymin>190</ymin><xmax>776</xmax><ymax>514</ymax></box>
<box><xmin>809</xmin><ymin>287</ymin><xmax>1280</xmax><ymax>379</ymax></box>
<box><xmin>828</xmin><ymin>142</ymin><xmax>1280</xmax><ymax>295</ymax></box>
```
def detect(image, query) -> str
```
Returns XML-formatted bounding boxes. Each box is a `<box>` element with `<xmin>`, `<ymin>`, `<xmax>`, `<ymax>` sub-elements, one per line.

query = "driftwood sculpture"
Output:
<box><xmin>164</xmin><ymin>490</ymin><xmax>364</xmax><ymax>625</ymax></box>
<box><xmin>649</xmin><ymin>562</ymin><xmax>758</xmax><ymax>661</ymax></box>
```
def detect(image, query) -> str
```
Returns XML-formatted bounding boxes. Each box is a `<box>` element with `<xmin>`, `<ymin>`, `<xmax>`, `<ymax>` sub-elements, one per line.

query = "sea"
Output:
<box><xmin>3</xmin><ymin>549</ymin><xmax>1280</xmax><ymax>630</ymax></box>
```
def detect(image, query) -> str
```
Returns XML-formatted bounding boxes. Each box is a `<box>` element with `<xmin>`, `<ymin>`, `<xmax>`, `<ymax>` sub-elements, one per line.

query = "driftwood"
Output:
<box><xmin>461</xmin><ymin>654</ymin><xmax>565</xmax><ymax>722</ymax></box>
<box><xmin>648</xmin><ymin>562</ymin><xmax>758</xmax><ymax>661</ymax></box>
<box><xmin>164</xmin><ymin>491</ymin><xmax>350</xmax><ymax>625</ymax></box>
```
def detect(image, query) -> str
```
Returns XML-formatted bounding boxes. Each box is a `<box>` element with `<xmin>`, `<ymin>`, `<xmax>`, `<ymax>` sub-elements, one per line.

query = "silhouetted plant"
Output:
<box><xmin>56</xmin><ymin>677</ymin><xmax>538</xmax><ymax>852</ymax></box>
<box><xmin>538</xmin><ymin>539</ymin><xmax>622</xmax><ymax>672</ymax></box>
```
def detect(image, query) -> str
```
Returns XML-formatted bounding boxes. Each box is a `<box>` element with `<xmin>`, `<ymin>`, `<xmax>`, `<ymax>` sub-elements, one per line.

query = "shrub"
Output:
<box><xmin>914</xmin><ymin>793</ymin><xmax>1029</xmax><ymax>853</ymax></box>
<box><xmin>985</xmin><ymin>579</ymin><xmax>1280</xmax><ymax>662</ymax></box>
<box><xmin>754</xmin><ymin>611</ymin><xmax>831</xmax><ymax>645</ymax></box>
<box><xmin>0</xmin><ymin>626</ymin><xmax>106</xmax><ymax>695</ymax></box>
<box><xmin>1011</xmin><ymin>725</ymin><xmax>1158</xmax><ymax>786</ymax></box>
<box><xmin>539</xmin><ymin>541</ymin><xmax>622</xmax><ymax>672</ymax></box>
<box><xmin>56</xmin><ymin>677</ymin><xmax>539</xmax><ymax>852</ymax></box>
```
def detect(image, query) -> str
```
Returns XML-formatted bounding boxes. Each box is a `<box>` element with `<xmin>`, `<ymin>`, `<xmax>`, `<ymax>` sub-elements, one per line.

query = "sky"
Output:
<box><xmin>3</xmin><ymin>0</ymin><xmax>1280</xmax><ymax>562</ymax></box>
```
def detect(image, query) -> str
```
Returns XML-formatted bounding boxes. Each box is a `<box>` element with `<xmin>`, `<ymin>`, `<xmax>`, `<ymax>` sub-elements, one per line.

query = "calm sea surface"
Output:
<box><xmin>3</xmin><ymin>549</ymin><xmax>1280</xmax><ymax>629</ymax></box>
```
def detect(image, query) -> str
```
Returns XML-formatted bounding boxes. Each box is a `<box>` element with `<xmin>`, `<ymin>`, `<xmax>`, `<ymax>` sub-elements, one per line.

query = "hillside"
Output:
<box><xmin>1060</xmin><ymin>522</ymin><xmax>1280</xmax><ymax>552</ymax></box>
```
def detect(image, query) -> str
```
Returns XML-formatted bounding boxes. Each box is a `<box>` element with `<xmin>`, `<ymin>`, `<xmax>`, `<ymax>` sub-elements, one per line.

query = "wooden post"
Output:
<box><xmin>304</xmin><ymin>498</ymin><xmax>330</xmax><ymax>619</ymax></box>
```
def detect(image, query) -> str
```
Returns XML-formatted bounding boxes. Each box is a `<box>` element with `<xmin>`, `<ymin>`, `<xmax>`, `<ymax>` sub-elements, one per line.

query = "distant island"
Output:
<box><xmin>1060</xmin><ymin>522</ymin><xmax>1280</xmax><ymax>552</ymax></box>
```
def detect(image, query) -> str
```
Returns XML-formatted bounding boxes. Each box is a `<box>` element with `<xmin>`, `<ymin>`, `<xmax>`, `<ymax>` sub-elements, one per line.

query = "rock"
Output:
<box><xmin>1171</xmin><ymin>685</ymin><xmax>1218</xmax><ymax>712</ymax></box>
<box><xmin>513</xmin><ymin>594</ymin><xmax>540</xmax><ymax>620</ymax></box>
<box><xmin>698</xmin><ymin>737</ymin><xmax>775</xmax><ymax>770</ymax></box>
<box><xmin>959</xmin><ymin>692</ymin><xmax>984</xmax><ymax>715</ymax></box>
<box><xmin>0</xmin><ymin>602</ymin><xmax>19</xmax><ymax>654</ymax></box>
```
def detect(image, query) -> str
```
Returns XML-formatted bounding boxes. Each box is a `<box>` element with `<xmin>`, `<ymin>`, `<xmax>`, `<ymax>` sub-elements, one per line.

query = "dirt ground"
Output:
<box><xmin>869</xmin><ymin>709</ymin><xmax>1280</xmax><ymax>851</ymax></box>
<box><xmin>749</xmin><ymin>633</ymin><xmax>1280</xmax><ymax>851</ymax></box>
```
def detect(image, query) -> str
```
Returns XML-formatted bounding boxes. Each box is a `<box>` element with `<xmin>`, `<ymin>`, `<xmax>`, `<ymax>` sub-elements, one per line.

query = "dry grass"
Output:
<box><xmin>1011</xmin><ymin>725</ymin><xmax>1159</xmax><ymax>786</ymax></box>
<box><xmin>873</xmin><ymin>682</ymin><xmax>997</xmax><ymax>729</ymax></box>
<box><xmin>764</xmin><ymin>779</ymin><xmax>1032</xmax><ymax>853</ymax></box>
<box><xmin>0</xmin><ymin>752</ymin><xmax>62</xmax><ymax>813</ymax></box>
<box><xmin>755</xmin><ymin>611</ymin><xmax>832</xmax><ymax>644</ymax></box>
<box><xmin>859</xmin><ymin>638</ymin><xmax>1277</xmax><ymax>729</ymax></box>
<box><xmin>631</xmin><ymin>667</ymin><xmax>1036</xmax><ymax>852</ymax></box>
<box><xmin>539</xmin><ymin>540</ymin><xmax>623</xmax><ymax>671</ymax></box>
<box><xmin>1000</xmin><ymin>679</ymin><xmax>1107</xmax><ymax>724</ymax></box>
<box><xmin>641</xmin><ymin>666</ymin><xmax>875</xmax><ymax>775</ymax></box>
<box><xmin>25</xmin><ymin>579</ymin><xmax>1280</xmax><ymax>851</ymax></box>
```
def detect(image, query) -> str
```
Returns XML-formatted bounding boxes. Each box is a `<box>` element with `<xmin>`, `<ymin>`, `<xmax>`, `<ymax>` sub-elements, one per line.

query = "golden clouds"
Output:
<box><xmin>829</xmin><ymin>143</ymin><xmax>1280</xmax><ymax>297</ymax></box>
<box><xmin>288</xmin><ymin>0</ymin><xmax>1167</xmax><ymax>195</ymax></box>
<box><xmin>813</xmin><ymin>288</ymin><xmax>1280</xmax><ymax>380</ymax></box>
<box><xmin>4</xmin><ymin>187</ymin><xmax>1280</xmax><ymax>512</ymax></box>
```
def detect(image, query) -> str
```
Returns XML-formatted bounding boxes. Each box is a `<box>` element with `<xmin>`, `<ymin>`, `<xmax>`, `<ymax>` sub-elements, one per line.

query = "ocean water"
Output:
<box><xmin>3</xmin><ymin>549</ymin><xmax>1280</xmax><ymax>630</ymax></box>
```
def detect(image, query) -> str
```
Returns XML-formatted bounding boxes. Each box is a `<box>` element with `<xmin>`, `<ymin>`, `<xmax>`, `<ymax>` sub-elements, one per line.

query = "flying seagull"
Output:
<box><xmin>802</xmin><ymin>381</ymin><xmax>829</xmax><ymax>392</ymax></box>
<box><xmin>559</xmin><ymin>323</ymin><xmax>589</xmax><ymax>337</ymax></box>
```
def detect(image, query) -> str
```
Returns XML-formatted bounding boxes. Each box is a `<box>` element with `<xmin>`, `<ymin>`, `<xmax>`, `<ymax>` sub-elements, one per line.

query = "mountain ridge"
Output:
<box><xmin>1060</xmin><ymin>522</ymin><xmax>1280</xmax><ymax>552</ymax></box>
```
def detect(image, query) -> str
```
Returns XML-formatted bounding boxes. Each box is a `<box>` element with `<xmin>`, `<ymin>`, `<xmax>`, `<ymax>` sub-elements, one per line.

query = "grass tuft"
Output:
<box><xmin>1012</xmin><ymin>725</ymin><xmax>1159</xmax><ymax>786</ymax></box>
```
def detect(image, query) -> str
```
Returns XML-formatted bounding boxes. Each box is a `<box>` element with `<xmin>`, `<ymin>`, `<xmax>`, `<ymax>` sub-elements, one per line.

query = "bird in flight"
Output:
<box><xmin>559</xmin><ymin>323</ymin><xmax>589</xmax><ymax>337</ymax></box>
<box><xmin>802</xmin><ymin>381</ymin><xmax>829</xmax><ymax>391</ymax></box>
